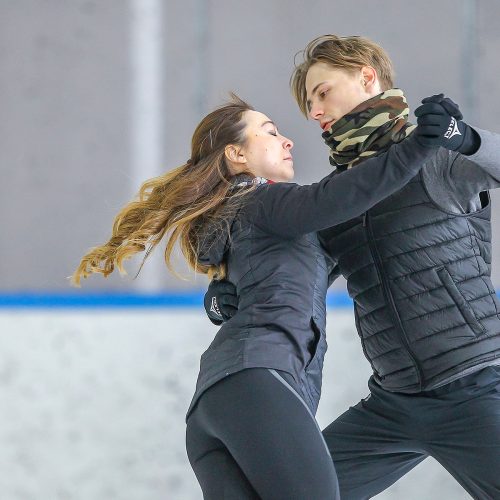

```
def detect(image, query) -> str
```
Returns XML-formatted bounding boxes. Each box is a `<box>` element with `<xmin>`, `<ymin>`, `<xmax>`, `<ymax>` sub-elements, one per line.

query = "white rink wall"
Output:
<box><xmin>1</xmin><ymin>308</ymin><xmax>470</xmax><ymax>500</ymax></box>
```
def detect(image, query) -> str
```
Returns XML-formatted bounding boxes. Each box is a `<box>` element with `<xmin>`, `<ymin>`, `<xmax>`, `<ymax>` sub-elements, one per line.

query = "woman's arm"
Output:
<box><xmin>254</xmin><ymin>134</ymin><xmax>437</xmax><ymax>238</ymax></box>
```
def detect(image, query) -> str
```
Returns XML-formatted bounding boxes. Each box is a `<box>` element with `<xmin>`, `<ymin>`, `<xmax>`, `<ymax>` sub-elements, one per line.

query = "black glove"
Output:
<box><xmin>204</xmin><ymin>279</ymin><xmax>238</xmax><ymax>325</ymax></box>
<box><xmin>421</xmin><ymin>93</ymin><xmax>463</xmax><ymax>120</ymax></box>
<box><xmin>414</xmin><ymin>95</ymin><xmax>479</xmax><ymax>155</ymax></box>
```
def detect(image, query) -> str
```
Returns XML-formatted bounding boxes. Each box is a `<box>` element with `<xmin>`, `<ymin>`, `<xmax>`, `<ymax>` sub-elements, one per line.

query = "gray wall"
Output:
<box><xmin>2</xmin><ymin>0</ymin><xmax>500</xmax><ymax>292</ymax></box>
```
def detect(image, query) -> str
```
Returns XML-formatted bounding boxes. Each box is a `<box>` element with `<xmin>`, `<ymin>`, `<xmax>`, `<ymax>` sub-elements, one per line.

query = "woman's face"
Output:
<box><xmin>236</xmin><ymin>110</ymin><xmax>294</xmax><ymax>182</ymax></box>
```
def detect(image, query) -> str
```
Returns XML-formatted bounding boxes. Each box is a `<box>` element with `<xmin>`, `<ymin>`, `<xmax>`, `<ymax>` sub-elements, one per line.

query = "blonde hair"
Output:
<box><xmin>290</xmin><ymin>35</ymin><xmax>395</xmax><ymax>116</ymax></box>
<box><xmin>71</xmin><ymin>94</ymin><xmax>254</xmax><ymax>286</ymax></box>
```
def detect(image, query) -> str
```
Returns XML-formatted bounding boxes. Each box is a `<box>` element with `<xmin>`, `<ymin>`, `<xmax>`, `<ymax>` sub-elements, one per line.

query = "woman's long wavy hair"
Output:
<box><xmin>71</xmin><ymin>94</ymin><xmax>254</xmax><ymax>286</ymax></box>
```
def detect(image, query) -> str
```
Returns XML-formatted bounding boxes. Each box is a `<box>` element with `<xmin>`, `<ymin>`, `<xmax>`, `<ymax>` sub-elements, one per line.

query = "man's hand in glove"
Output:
<box><xmin>204</xmin><ymin>279</ymin><xmax>238</xmax><ymax>325</ymax></box>
<box><xmin>414</xmin><ymin>94</ymin><xmax>480</xmax><ymax>155</ymax></box>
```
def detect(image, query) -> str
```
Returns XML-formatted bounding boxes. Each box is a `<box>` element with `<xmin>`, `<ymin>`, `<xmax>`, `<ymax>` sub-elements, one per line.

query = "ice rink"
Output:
<box><xmin>1</xmin><ymin>307</ymin><xmax>470</xmax><ymax>499</ymax></box>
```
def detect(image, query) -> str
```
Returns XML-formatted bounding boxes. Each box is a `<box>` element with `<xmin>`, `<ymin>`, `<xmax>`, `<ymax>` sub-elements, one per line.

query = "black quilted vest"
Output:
<box><xmin>319</xmin><ymin>166</ymin><xmax>500</xmax><ymax>392</ymax></box>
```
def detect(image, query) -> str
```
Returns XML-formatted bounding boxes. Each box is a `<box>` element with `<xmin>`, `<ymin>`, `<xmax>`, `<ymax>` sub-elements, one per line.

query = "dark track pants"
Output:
<box><xmin>186</xmin><ymin>368</ymin><xmax>339</xmax><ymax>500</ymax></box>
<box><xmin>323</xmin><ymin>366</ymin><xmax>500</xmax><ymax>500</ymax></box>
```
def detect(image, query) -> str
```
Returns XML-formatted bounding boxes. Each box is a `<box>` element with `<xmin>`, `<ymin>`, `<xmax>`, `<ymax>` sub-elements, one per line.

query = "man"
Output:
<box><xmin>205</xmin><ymin>35</ymin><xmax>500</xmax><ymax>499</ymax></box>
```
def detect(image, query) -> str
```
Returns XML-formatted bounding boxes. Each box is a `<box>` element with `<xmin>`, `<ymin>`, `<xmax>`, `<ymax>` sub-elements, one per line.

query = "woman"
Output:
<box><xmin>72</xmin><ymin>95</ymin><xmax>439</xmax><ymax>499</ymax></box>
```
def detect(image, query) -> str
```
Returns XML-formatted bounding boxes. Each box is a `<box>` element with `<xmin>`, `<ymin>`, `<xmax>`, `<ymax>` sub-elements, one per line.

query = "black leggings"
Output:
<box><xmin>186</xmin><ymin>368</ymin><xmax>339</xmax><ymax>499</ymax></box>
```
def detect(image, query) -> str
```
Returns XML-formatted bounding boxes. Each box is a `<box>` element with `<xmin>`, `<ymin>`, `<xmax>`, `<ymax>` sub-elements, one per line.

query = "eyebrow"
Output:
<box><xmin>306</xmin><ymin>81</ymin><xmax>328</xmax><ymax>110</ymax></box>
<box><xmin>261</xmin><ymin>120</ymin><xmax>276</xmax><ymax>128</ymax></box>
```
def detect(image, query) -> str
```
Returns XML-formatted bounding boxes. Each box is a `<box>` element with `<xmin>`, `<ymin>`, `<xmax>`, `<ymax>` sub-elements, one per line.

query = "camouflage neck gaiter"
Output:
<box><xmin>322</xmin><ymin>88</ymin><xmax>416</xmax><ymax>169</ymax></box>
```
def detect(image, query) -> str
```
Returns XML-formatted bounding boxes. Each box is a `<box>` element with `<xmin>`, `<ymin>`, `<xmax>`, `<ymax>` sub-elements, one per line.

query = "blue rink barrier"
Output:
<box><xmin>0</xmin><ymin>291</ymin><xmax>354</xmax><ymax>309</ymax></box>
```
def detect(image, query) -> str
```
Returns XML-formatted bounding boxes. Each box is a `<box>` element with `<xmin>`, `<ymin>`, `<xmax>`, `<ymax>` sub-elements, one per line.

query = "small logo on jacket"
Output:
<box><xmin>444</xmin><ymin>117</ymin><xmax>461</xmax><ymax>139</ymax></box>
<box><xmin>210</xmin><ymin>297</ymin><xmax>222</xmax><ymax>318</ymax></box>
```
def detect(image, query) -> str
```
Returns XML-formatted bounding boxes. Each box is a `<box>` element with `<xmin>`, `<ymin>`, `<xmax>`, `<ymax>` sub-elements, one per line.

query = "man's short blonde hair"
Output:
<box><xmin>290</xmin><ymin>35</ymin><xmax>395</xmax><ymax>116</ymax></box>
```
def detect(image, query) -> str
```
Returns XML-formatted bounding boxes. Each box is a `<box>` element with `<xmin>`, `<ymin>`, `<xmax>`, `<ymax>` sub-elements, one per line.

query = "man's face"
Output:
<box><xmin>305</xmin><ymin>62</ymin><xmax>381</xmax><ymax>132</ymax></box>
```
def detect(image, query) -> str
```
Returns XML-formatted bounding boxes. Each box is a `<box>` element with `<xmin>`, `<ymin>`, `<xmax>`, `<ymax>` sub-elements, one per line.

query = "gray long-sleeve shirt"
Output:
<box><xmin>423</xmin><ymin>128</ymin><xmax>500</xmax><ymax>213</ymax></box>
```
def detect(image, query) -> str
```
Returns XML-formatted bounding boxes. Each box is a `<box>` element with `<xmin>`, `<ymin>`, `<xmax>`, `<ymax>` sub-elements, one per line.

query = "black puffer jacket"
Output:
<box><xmin>186</xmin><ymin>135</ymin><xmax>436</xmax><ymax>418</ymax></box>
<box><xmin>319</xmin><ymin>151</ymin><xmax>500</xmax><ymax>392</ymax></box>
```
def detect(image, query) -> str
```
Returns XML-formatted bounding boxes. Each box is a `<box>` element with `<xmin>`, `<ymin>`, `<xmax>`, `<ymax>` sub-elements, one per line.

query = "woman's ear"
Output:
<box><xmin>224</xmin><ymin>144</ymin><xmax>246</xmax><ymax>170</ymax></box>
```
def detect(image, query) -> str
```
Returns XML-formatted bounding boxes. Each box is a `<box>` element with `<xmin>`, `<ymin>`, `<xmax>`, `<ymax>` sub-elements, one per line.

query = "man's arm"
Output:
<box><xmin>415</xmin><ymin>95</ymin><xmax>500</xmax><ymax>202</ymax></box>
<box><xmin>204</xmin><ymin>263</ymin><xmax>340</xmax><ymax>324</ymax></box>
<box><xmin>448</xmin><ymin>127</ymin><xmax>500</xmax><ymax>193</ymax></box>
<box><xmin>421</xmin><ymin>129</ymin><xmax>500</xmax><ymax>214</ymax></box>
<box><xmin>203</xmin><ymin>279</ymin><xmax>238</xmax><ymax>325</ymax></box>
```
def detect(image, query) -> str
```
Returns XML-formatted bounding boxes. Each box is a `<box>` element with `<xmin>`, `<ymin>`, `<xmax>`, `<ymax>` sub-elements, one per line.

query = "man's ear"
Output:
<box><xmin>224</xmin><ymin>144</ymin><xmax>246</xmax><ymax>165</ymax></box>
<box><xmin>360</xmin><ymin>66</ymin><xmax>378</xmax><ymax>90</ymax></box>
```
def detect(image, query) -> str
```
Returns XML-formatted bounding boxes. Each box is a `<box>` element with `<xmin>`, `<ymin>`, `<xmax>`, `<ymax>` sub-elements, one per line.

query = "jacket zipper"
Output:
<box><xmin>363</xmin><ymin>211</ymin><xmax>425</xmax><ymax>389</ymax></box>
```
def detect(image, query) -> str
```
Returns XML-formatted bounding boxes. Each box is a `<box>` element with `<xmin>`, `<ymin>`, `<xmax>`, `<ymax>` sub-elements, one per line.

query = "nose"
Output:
<box><xmin>282</xmin><ymin>136</ymin><xmax>293</xmax><ymax>150</ymax></box>
<box><xmin>308</xmin><ymin>100</ymin><xmax>324</xmax><ymax>121</ymax></box>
